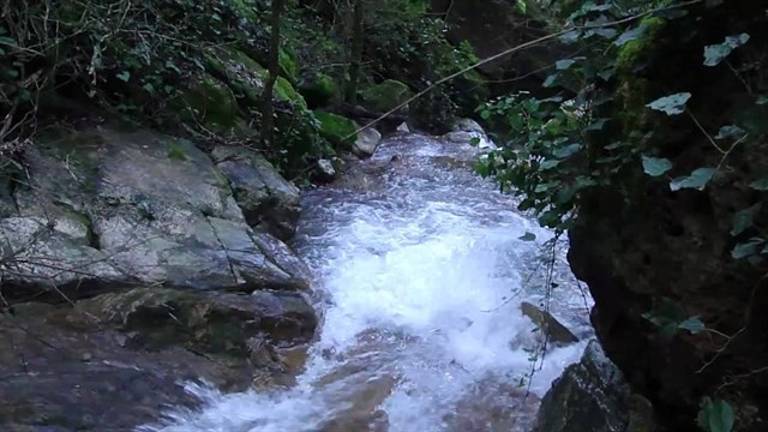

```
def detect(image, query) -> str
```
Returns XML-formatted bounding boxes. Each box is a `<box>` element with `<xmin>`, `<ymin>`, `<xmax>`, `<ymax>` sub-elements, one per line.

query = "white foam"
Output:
<box><xmin>141</xmin><ymin>135</ymin><xmax>592</xmax><ymax>431</ymax></box>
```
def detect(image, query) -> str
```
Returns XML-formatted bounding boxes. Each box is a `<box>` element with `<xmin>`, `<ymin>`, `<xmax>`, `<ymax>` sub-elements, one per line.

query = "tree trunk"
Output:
<box><xmin>261</xmin><ymin>0</ymin><xmax>285</xmax><ymax>146</ymax></box>
<box><xmin>345</xmin><ymin>0</ymin><xmax>364</xmax><ymax>104</ymax></box>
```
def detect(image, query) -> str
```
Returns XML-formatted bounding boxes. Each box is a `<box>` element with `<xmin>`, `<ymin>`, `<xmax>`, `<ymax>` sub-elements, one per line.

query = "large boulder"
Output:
<box><xmin>204</xmin><ymin>46</ymin><xmax>307</xmax><ymax>110</ymax></box>
<box><xmin>177</xmin><ymin>72</ymin><xmax>244</xmax><ymax>131</ymax></box>
<box><xmin>535</xmin><ymin>340</ymin><xmax>638</xmax><ymax>432</ymax></box>
<box><xmin>360</xmin><ymin>80</ymin><xmax>413</xmax><ymax>114</ymax></box>
<box><xmin>7</xmin><ymin>127</ymin><xmax>309</xmax><ymax>298</ymax></box>
<box><xmin>315</xmin><ymin>111</ymin><xmax>359</xmax><ymax>148</ymax></box>
<box><xmin>212</xmin><ymin>145</ymin><xmax>302</xmax><ymax>241</ymax></box>
<box><xmin>299</xmin><ymin>72</ymin><xmax>339</xmax><ymax>108</ymax></box>
<box><xmin>0</xmin><ymin>286</ymin><xmax>316</xmax><ymax>430</ymax></box>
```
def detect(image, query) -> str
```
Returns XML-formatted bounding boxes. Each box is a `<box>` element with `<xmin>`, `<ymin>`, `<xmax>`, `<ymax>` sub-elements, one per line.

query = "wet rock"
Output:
<box><xmin>535</xmin><ymin>340</ymin><xmax>632</xmax><ymax>432</ymax></box>
<box><xmin>0</xmin><ymin>288</ymin><xmax>315</xmax><ymax>431</ymax></box>
<box><xmin>443</xmin><ymin>118</ymin><xmax>496</xmax><ymax>150</ymax></box>
<box><xmin>521</xmin><ymin>302</ymin><xmax>579</xmax><ymax>345</ymax></box>
<box><xmin>315</xmin><ymin>158</ymin><xmax>337</xmax><ymax>182</ymax></box>
<box><xmin>212</xmin><ymin>145</ymin><xmax>301</xmax><ymax>240</ymax></box>
<box><xmin>352</xmin><ymin>127</ymin><xmax>382</xmax><ymax>158</ymax></box>
<box><xmin>6</xmin><ymin>127</ymin><xmax>309</xmax><ymax>297</ymax></box>
<box><xmin>73</xmin><ymin>287</ymin><xmax>317</xmax><ymax>353</ymax></box>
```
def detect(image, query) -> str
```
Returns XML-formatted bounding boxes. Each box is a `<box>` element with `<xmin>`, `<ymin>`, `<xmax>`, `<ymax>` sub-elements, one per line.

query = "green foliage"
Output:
<box><xmin>646</xmin><ymin>92</ymin><xmax>692</xmax><ymax>116</ymax></box>
<box><xmin>703</xmin><ymin>34</ymin><xmax>750</xmax><ymax>67</ymax></box>
<box><xmin>698</xmin><ymin>398</ymin><xmax>735</xmax><ymax>432</ymax></box>
<box><xmin>477</xmin><ymin>0</ymin><xmax>767</xmax><ymax>242</ymax></box>
<box><xmin>642</xmin><ymin>298</ymin><xmax>707</xmax><ymax>338</ymax></box>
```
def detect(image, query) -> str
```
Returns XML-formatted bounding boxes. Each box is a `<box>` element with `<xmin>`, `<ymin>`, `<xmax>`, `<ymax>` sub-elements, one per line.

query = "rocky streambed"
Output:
<box><xmin>1</xmin><ymin>121</ymin><xmax>626</xmax><ymax>431</ymax></box>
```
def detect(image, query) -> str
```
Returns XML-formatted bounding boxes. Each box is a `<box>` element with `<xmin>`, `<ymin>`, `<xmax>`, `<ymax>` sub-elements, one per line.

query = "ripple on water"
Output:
<box><xmin>141</xmin><ymin>133</ymin><xmax>593</xmax><ymax>432</ymax></box>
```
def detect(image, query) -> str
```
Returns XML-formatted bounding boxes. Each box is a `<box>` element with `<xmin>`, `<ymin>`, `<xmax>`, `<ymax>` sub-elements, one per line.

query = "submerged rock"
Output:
<box><xmin>352</xmin><ymin>127</ymin><xmax>382</xmax><ymax>158</ymax></box>
<box><xmin>535</xmin><ymin>340</ymin><xmax>635</xmax><ymax>432</ymax></box>
<box><xmin>521</xmin><ymin>301</ymin><xmax>579</xmax><ymax>345</ymax></box>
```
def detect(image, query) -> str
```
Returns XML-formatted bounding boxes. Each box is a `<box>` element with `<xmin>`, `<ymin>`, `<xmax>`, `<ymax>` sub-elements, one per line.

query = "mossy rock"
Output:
<box><xmin>360</xmin><ymin>79</ymin><xmax>413</xmax><ymax>113</ymax></box>
<box><xmin>299</xmin><ymin>72</ymin><xmax>339</xmax><ymax>108</ymax></box>
<box><xmin>177</xmin><ymin>73</ymin><xmax>240</xmax><ymax>130</ymax></box>
<box><xmin>274</xmin><ymin>76</ymin><xmax>308</xmax><ymax>109</ymax></box>
<box><xmin>204</xmin><ymin>46</ymin><xmax>307</xmax><ymax>110</ymax></box>
<box><xmin>314</xmin><ymin>111</ymin><xmax>359</xmax><ymax>147</ymax></box>
<box><xmin>279</xmin><ymin>48</ymin><xmax>299</xmax><ymax>83</ymax></box>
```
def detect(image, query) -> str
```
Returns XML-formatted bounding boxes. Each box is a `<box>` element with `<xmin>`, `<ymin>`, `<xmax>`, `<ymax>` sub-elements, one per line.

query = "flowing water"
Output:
<box><xmin>143</xmin><ymin>133</ymin><xmax>593</xmax><ymax>432</ymax></box>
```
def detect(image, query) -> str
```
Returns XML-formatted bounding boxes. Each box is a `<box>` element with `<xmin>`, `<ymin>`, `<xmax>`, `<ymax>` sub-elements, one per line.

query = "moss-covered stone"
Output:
<box><xmin>279</xmin><ymin>48</ymin><xmax>299</xmax><ymax>83</ymax></box>
<box><xmin>616</xmin><ymin>17</ymin><xmax>666</xmax><ymax>73</ymax></box>
<box><xmin>204</xmin><ymin>46</ymin><xmax>307</xmax><ymax>110</ymax></box>
<box><xmin>299</xmin><ymin>72</ymin><xmax>339</xmax><ymax>108</ymax></box>
<box><xmin>274</xmin><ymin>76</ymin><xmax>308</xmax><ymax>109</ymax></box>
<box><xmin>360</xmin><ymin>79</ymin><xmax>413</xmax><ymax>113</ymax></box>
<box><xmin>178</xmin><ymin>73</ymin><xmax>240</xmax><ymax>129</ymax></box>
<box><xmin>314</xmin><ymin>111</ymin><xmax>359</xmax><ymax>147</ymax></box>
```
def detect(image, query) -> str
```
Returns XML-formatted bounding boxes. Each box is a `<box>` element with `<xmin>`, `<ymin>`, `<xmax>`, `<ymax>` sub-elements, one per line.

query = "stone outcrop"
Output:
<box><xmin>566</xmin><ymin>3</ymin><xmax>768</xmax><ymax>430</ymax></box>
<box><xmin>0</xmin><ymin>124</ymin><xmax>317</xmax><ymax>430</ymax></box>
<box><xmin>535</xmin><ymin>340</ymin><xmax>644</xmax><ymax>432</ymax></box>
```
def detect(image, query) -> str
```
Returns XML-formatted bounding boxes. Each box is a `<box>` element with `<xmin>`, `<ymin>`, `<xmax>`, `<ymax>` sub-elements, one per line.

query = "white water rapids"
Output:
<box><xmin>143</xmin><ymin>133</ymin><xmax>593</xmax><ymax>431</ymax></box>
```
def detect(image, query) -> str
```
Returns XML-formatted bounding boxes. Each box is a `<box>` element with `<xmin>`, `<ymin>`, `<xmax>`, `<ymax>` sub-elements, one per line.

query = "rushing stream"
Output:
<box><xmin>143</xmin><ymin>132</ymin><xmax>593</xmax><ymax>431</ymax></box>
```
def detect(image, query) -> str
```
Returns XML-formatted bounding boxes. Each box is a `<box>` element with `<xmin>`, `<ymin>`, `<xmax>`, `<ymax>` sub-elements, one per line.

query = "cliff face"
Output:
<box><xmin>568</xmin><ymin>2</ymin><xmax>768</xmax><ymax>430</ymax></box>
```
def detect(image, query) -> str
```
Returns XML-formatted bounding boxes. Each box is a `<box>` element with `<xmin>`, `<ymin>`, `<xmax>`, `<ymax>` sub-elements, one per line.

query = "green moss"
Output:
<box><xmin>274</xmin><ymin>76</ymin><xmax>308</xmax><ymax>109</ymax></box>
<box><xmin>299</xmin><ymin>72</ymin><xmax>338</xmax><ymax>108</ymax></box>
<box><xmin>279</xmin><ymin>48</ymin><xmax>299</xmax><ymax>82</ymax></box>
<box><xmin>314</xmin><ymin>111</ymin><xmax>359</xmax><ymax>147</ymax></box>
<box><xmin>616</xmin><ymin>17</ymin><xmax>666</xmax><ymax>73</ymax></box>
<box><xmin>360</xmin><ymin>79</ymin><xmax>413</xmax><ymax>113</ymax></box>
<box><xmin>179</xmin><ymin>73</ymin><xmax>240</xmax><ymax>129</ymax></box>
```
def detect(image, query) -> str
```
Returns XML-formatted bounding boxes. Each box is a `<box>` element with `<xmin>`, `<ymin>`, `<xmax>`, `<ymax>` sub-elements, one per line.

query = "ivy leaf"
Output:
<box><xmin>756</xmin><ymin>95</ymin><xmax>768</xmax><ymax>105</ymax></box>
<box><xmin>697</xmin><ymin>398</ymin><xmax>735</xmax><ymax>432</ymax></box>
<box><xmin>553</xmin><ymin>143</ymin><xmax>582</xmax><ymax>159</ymax></box>
<box><xmin>519</xmin><ymin>232</ymin><xmax>537</xmax><ymax>242</ymax></box>
<box><xmin>543</xmin><ymin>73</ymin><xmax>559</xmax><ymax>88</ymax></box>
<box><xmin>555</xmin><ymin>59</ymin><xmax>576</xmax><ymax>70</ymax></box>
<box><xmin>115</xmin><ymin>71</ymin><xmax>131</xmax><ymax>82</ymax></box>
<box><xmin>731</xmin><ymin>204</ymin><xmax>761</xmax><ymax>236</ymax></box>
<box><xmin>646</xmin><ymin>92</ymin><xmax>692</xmax><ymax>116</ymax></box>
<box><xmin>704</xmin><ymin>33</ymin><xmax>750</xmax><ymax>67</ymax></box>
<box><xmin>642</xmin><ymin>156</ymin><xmax>673</xmax><ymax>177</ymax></box>
<box><xmin>670</xmin><ymin>167</ymin><xmax>716</xmax><ymax>191</ymax></box>
<box><xmin>678</xmin><ymin>316</ymin><xmax>706</xmax><ymax>334</ymax></box>
<box><xmin>731</xmin><ymin>238</ymin><xmax>765</xmax><ymax>260</ymax></box>
<box><xmin>749</xmin><ymin>178</ymin><xmax>768</xmax><ymax>191</ymax></box>
<box><xmin>614</xmin><ymin>24</ymin><xmax>648</xmax><ymax>47</ymax></box>
<box><xmin>715</xmin><ymin>125</ymin><xmax>746</xmax><ymax>140</ymax></box>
